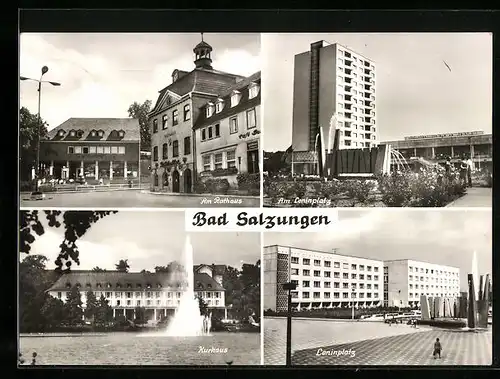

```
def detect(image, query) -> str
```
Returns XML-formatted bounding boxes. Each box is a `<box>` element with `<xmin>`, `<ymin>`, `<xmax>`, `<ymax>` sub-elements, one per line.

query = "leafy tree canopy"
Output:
<box><xmin>127</xmin><ymin>100</ymin><xmax>152</xmax><ymax>152</ymax></box>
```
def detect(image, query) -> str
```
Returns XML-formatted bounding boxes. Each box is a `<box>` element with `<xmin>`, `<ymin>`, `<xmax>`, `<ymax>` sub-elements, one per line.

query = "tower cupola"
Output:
<box><xmin>193</xmin><ymin>33</ymin><xmax>213</xmax><ymax>70</ymax></box>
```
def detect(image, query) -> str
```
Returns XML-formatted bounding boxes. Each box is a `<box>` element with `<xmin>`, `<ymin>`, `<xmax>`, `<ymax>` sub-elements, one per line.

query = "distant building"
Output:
<box><xmin>384</xmin><ymin>260</ymin><xmax>460</xmax><ymax>308</ymax></box>
<box><xmin>291</xmin><ymin>41</ymin><xmax>377</xmax><ymax>175</ymax></box>
<box><xmin>194</xmin><ymin>72</ymin><xmax>261</xmax><ymax>188</ymax></box>
<box><xmin>148</xmin><ymin>36</ymin><xmax>248</xmax><ymax>193</ymax></box>
<box><xmin>264</xmin><ymin>245</ymin><xmax>384</xmax><ymax>312</ymax></box>
<box><xmin>47</xmin><ymin>268</ymin><xmax>227</xmax><ymax>322</ymax></box>
<box><xmin>40</xmin><ymin>118</ymin><xmax>140</xmax><ymax>182</ymax></box>
<box><xmin>380</xmin><ymin>131</ymin><xmax>492</xmax><ymax>171</ymax></box>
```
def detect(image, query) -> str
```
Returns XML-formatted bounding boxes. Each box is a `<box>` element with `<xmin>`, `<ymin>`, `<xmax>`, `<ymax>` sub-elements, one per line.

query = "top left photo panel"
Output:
<box><xmin>19</xmin><ymin>33</ymin><xmax>262</xmax><ymax>208</ymax></box>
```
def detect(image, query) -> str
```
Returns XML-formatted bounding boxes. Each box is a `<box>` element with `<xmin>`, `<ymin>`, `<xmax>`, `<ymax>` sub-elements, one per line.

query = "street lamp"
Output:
<box><xmin>20</xmin><ymin>66</ymin><xmax>61</xmax><ymax>192</ymax></box>
<box><xmin>282</xmin><ymin>282</ymin><xmax>297</xmax><ymax>366</ymax></box>
<box><xmin>352</xmin><ymin>288</ymin><xmax>356</xmax><ymax>320</ymax></box>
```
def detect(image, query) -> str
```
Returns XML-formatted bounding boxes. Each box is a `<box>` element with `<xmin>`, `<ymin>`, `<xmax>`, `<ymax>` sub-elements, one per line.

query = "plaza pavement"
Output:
<box><xmin>264</xmin><ymin>317</ymin><xmax>492</xmax><ymax>366</ymax></box>
<box><xmin>20</xmin><ymin>190</ymin><xmax>260</xmax><ymax>208</ymax></box>
<box><xmin>446</xmin><ymin>187</ymin><xmax>492</xmax><ymax>208</ymax></box>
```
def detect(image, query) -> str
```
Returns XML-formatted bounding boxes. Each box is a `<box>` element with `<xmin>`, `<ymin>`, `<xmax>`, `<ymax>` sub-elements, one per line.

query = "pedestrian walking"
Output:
<box><xmin>466</xmin><ymin>155</ymin><xmax>474</xmax><ymax>187</ymax></box>
<box><xmin>433</xmin><ymin>338</ymin><xmax>442</xmax><ymax>359</ymax></box>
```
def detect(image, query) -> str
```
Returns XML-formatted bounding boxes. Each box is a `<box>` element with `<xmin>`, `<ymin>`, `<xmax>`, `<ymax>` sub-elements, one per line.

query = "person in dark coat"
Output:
<box><xmin>433</xmin><ymin>338</ymin><xmax>442</xmax><ymax>359</ymax></box>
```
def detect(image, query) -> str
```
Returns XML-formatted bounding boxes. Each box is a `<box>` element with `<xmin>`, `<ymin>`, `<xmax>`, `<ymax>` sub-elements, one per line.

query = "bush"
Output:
<box><xmin>377</xmin><ymin>172</ymin><xmax>413</xmax><ymax>207</ymax></box>
<box><xmin>39</xmin><ymin>185</ymin><xmax>56</xmax><ymax>193</ymax></box>
<box><xmin>204</xmin><ymin>178</ymin><xmax>230</xmax><ymax>195</ymax></box>
<box><xmin>237</xmin><ymin>173</ymin><xmax>260</xmax><ymax>195</ymax></box>
<box><xmin>417</xmin><ymin>319</ymin><xmax>466</xmax><ymax>329</ymax></box>
<box><xmin>20</xmin><ymin>180</ymin><xmax>34</xmax><ymax>192</ymax></box>
<box><xmin>194</xmin><ymin>179</ymin><xmax>207</xmax><ymax>194</ymax></box>
<box><xmin>344</xmin><ymin>180</ymin><xmax>376</xmax><ymax>204</ymax></box>
<box><xmin>264</xmin><ymin>306</ymin><xmax>412</xmax><ymax>319</ymax></box>
<box><xmin>265</xmin><ymin>180</ymin><xmax>307</xmax><ymax>205</ymax></box>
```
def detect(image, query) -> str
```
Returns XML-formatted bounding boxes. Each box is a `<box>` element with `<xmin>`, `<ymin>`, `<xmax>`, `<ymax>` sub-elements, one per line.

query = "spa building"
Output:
<box><xmin>384</xmin><ymin>259</ymin><xmax>460</xmax><ymax>308</ymax></box>
<box><xmin>39</xmin><ymin>118</ymin><xmax>140</xmax><ymax>182</ymax></box>
<box><xmin>148</xmin><ymin>36</ymin><xmax>251</xmax><ymax>193</ymax></box>
<box><xmin>264</xmin><ymin>245</ymin><xmax>384</xmax><ymax>312</ymax></box>
<box><xmin>47</xmin><ymin>265</ymin><xmax>227</xmax><ymax>322</ymax></box>
<box><xmin>290</xmin><ymin>41</ymin><xmax>377</xmax><ymax>175</ymax></box>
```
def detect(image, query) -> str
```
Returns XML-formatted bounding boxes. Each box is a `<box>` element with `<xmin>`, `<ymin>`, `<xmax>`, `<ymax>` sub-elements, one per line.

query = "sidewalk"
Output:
<box><xmin>446</xmin><ymin>187</ymin><xmax>492</xmax><ymax>208</ymax></box>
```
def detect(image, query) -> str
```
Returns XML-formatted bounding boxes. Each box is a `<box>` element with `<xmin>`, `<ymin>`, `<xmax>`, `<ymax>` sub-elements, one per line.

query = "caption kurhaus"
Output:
<box><xmin>192</xmin><ymin>211</ymin><xmax>331</xmax><ymax>230</ymax></box>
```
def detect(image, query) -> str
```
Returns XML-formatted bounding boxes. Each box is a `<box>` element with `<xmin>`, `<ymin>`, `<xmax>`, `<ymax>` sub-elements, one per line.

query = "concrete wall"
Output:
<box><xmin>318</xmin><ymin>44</ymin><xmax>337</xmax><ymax>146</ymax></box>
<box><xmin>263</xmin><ymin>246</ymin><xmax>278</xmax><ymax>311</ymax></box>
<box><xmin>291</xmin><ymin>52</ymin><xmax>311</xmax><ymax>152</ymax></box>
<box><xmin>385</xmin><ymin>260</ymin><xmax>409</xmax><ymax>307</ymax></box>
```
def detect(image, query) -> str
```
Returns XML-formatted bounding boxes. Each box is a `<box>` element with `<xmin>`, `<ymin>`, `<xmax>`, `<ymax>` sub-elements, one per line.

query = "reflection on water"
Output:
<box><xmin>19</xmin><ymin>332</ymin><xmax>260</xmax><ymax>365</ymax></box>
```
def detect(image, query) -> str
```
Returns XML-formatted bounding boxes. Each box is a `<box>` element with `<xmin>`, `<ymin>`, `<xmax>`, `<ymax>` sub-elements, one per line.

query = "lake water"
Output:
<box><xmin>19</xmin><ymin>331</ymin><xmax>260</xmax><ymax>365</ymax></box>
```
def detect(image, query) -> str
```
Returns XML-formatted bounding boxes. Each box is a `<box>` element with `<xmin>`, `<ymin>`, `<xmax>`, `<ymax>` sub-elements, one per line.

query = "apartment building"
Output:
<box><xmin>291</xmin><ymin>41</ymin><xmax>377</xmax><ymax>175</ymax></box>
<box><xmin>47</xmin><ymin>269</ymin><xmax>226</xmax><ymax>322</ymax></box>
<box><xmin>264</xmin><ymin>245</ymin><xmax>384</xmax><ymax>312</ymax></box>
<box><xmin>384</xmin><ymin>259</ymin><xmax>460</xmax><ymax>308</ymax></box>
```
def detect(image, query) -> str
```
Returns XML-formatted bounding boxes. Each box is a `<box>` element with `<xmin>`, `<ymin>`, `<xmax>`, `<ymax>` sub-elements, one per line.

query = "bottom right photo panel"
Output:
<box><xmin>263</xmin><ymin>209</ymin><xmax>492</xmax><ymax>366</ymax></box>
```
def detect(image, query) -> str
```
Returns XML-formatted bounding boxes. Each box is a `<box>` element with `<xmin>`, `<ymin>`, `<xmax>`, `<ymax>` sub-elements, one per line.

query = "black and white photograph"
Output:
<box><xmin>263</xmin><ymin>209</ymin><xmax>492</xmax><ymax>366</ymax></box>
<box><xmin>20</xmin><ymin>33</ymin><xmax>261</xmax><ymax>208</ymax></box>
<box><xmin>262</xmin><ymin>33</ymin><xmax>492</xmax><ymax>208</ymax></box>
<box><xmin>19</xmin><ymin>210</ymin><xmax>261</xmax><ymax>365</ymax></box>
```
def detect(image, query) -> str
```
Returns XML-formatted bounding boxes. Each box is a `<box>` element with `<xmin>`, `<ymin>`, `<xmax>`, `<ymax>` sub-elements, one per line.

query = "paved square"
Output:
<box><xmin>264</xmin><ymin>317</ymin><xmax>492</xmax><ymax>366</ymax></box>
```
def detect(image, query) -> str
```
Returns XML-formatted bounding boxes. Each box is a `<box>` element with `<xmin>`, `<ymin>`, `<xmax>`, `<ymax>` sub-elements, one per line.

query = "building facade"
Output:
<box><xmin>264</xmin><ymin>245</ymin><xmax>384</xmax><ymax>312</ymax></box>
<box><xmin>380</xmin><ymin>131</ymin><xmax>492</xmax><ymax>171</ymax></box>
<box><xmin>47</xmin><ymin>268</ymin><xmax>226</xmax><ymax>322</ymax></box>
<box><xmin>148</xmin><ymin>37</ymin><xmax>248</xmax><ymax>193</ymax></box>
<box><xmin>39</xmin><ymin>118</ymin><xmax>140</xmax><ymax>183</ymax></box>
<box><xmin>384</xmin><ymin>259</ymin><xmax>460</xmax><ymax>308</ymax></box>
<box><xmin>193</xmin><ymin>72</ymin><xmax>261</xmax><ymax>187</ymax></box>
<box><xmin>291</xmin><ymin>41</ymin><xmax>377</xmax><ymax>175</ymax></box>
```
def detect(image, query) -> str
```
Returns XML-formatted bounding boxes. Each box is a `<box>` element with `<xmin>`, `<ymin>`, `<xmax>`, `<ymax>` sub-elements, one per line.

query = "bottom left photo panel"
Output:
<box><xmin>19</xmin><ymin>210</ymin><xmax>261</xmax><ymax>366</ymax></box>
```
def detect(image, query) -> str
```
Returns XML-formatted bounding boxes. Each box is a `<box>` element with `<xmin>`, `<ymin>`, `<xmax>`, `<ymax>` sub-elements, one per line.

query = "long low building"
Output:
<box><xmin>47</xmin><ymin>268</ymin><xmax>227</xmax><ymax>322</ymax></box>
<box><xmin>264</xmin><ymin>245</ymin><xmax>384</xmax><ymax>312</ymax></box>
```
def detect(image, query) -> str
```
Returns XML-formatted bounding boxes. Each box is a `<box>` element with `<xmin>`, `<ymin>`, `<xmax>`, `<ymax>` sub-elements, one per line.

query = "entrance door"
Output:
<box><xmin>172</xmin><ymin>170</ymin><xmax>180</xmax><ymax>193</ymax></box>
<box><xmin>184</xmin><ymin>169</ymin><xmax>192</xmax><ymax>193</ymax></box>
<box><xmin>247</xmin><ymin>149</ymin><xmax>259</xmax><ymax>174</ymax></box>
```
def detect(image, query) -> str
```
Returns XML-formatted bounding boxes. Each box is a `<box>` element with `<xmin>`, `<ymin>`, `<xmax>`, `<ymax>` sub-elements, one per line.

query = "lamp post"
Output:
<box><xmin>282</xmin><ymin>282</ymin><xmax>297</xmax><ymax>366</ymax></box>
<box><xmin>352</xmin><ymin>288</ymin><xmax>356</xmax><ymax>320</ymax></box>
<box><xmin>20</xmin><ymin>66</ymin><xmax>61</xmax><ymax>192</ymax></box>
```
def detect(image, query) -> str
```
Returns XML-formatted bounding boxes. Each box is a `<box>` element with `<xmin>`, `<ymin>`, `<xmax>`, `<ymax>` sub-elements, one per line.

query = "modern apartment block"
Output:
<box><xmin>291</xmin><ymin>41</ymin><xmax>377</xmax><ymax>174</ymax></box>
<box><xmin>264</xmin><ymin>245</ymin><xmax>384</xmax><ymax>312</ymax></box>
<box><xmin>384</xmin><ymin>259</ymin><xmax>460</xmax><ymax>308</ymax></box>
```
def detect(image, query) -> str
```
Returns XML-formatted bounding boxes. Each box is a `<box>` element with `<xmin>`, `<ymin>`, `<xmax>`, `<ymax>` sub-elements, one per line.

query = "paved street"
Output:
<box><xmin>446</xmin><ymin>187</ymin><xmax>492</xmax><ymax>208</ymax></box>
<box><xmin>20</xmin><ymin>190</ymin><xmax>260</xmax><ymax>208</ymax></box>
<box><xmin>264</xmin><ymin>317</ymin><xmax>492</xmax><ymax>366</ymax></box>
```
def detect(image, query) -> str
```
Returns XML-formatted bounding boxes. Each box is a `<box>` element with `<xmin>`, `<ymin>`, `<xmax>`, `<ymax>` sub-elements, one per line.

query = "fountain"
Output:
<box><xmin>164</xmin><ymin>235</ymin><xmax>211</xmax><ymax>336</ymax></box>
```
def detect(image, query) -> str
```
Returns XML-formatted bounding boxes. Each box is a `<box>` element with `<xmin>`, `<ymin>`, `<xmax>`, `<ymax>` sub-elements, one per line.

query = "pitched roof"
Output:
<box><xmin>194</xmin><ymin>264</ymin><xmax>227</xmax><ymax>276</ymax></box>
<box><xmin>193</xmin><ymin>71</ymin><xmax>261</xmax><ymax>130</ymax></box>
<box><xmin>150</xmin><ymin>68</ymin><xmax>246</xmax><ymax>114</ymax></box>
<box><xmin>45</xmin><ymin>118</ymin><xmax>140</xmax><ymax>142</ymax></box>
<box><xmin>46</xmin><ymin>271</ymin><xmax>224</xmax><ymax>292</ymax></box>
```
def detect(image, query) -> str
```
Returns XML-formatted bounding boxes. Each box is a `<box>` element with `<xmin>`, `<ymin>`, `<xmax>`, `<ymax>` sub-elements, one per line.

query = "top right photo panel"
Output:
<box><xmin>262</xmin><ymin>33</ymin><xmax>492</xmax><ymax>208</ymax></box>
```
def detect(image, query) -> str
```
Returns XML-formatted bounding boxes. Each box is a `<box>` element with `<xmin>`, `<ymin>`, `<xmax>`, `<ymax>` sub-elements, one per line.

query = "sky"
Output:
<box><xmin>22</xmin><ymin>211</ymin><xmax>260</xmax><ymax>271</ymax></box>
<box><xmin>262</xmin><ymin>33</ymin><xmax>492</xmax><ymax>151</ymax></box>
<box><xmin>264</xmin><ymin>209</ymin><xmax>492</xmax><ymax>292</ymax></box>
<box><xmin>19</xmin><ymin>33</ymin><xmax>261</xmax><ymax>130</ymax></box>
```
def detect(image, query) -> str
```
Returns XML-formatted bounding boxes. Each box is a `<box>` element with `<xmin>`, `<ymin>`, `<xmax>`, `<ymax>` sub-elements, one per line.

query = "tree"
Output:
<box><xmin>91</xmin><ymin>266</ymin><xmax>107</xmax><ymax>272</ymax></box>
<box><xmin>40</xmin><ymin>296</ymin><xmax>66</xmax><ymax>329</ymax></box>
<box><xmin>127</xmin><ymin>100</ymin><xmax>152</xmax><ymax>152</ymax></box>
<box><xmin>65</xmin><ymin>286</ymin><xmax>83</xmax><ymax>326</ymax></box>
<box><xmin>154</xmin><ymin>266</ymin><xmax>169</xmax><ymax>273</ymax></box>
<box><xmin>95</xmin><ymin>295</ymin><xmax>113</xmax><ymax>326</ymax></box>
<box><xmin>20</xmin><ymin>107</ymin><xmax>49</xmax><ymax>182</ymax></box>
<box><xmin>84</xmin><ymin>291</ymin><xmax>98</xmax><ymax>323</ymax></box>
<box><xmin>20</xmin><ymin>210</ymin><xmax>118</xmax><ymax>272</ymax></box>
<box><xmin>115</xmin><ymin>259</ymin><xmax>130</xmax><ymax>273</ymax></box>
<box><xmin>197</xmin><ymin>296</ymin><xmax>209</xmax><ymax>316</ymax></box>
<box><xmin>134</xmin><ymin>306</ymin><xmax>147</xmax><ymax>325</ymax></box>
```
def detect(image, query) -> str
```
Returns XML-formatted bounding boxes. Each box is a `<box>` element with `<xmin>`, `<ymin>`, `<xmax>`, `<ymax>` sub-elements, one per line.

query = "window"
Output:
<box><xmin>201</xmin><ymin>129</ymin><xmax>206</xmax><ymax>141</ymax></box>
<box><xmin>208</xmin><ymin>126</ymin><xmax>213</xmax><ymax>139</ymax></box>
<box><xmin>74</xmin><ymin>146</ymin><xmax>82</xmax><ymax>154</ymax></box>
<box><xmin>153</xmin><ymin>146</ymin><xmax>158</xmax><ymax>161</ymax></box>
<box><xmin>111</xmin><ymin>146</ymin><xmax>118</xmax><ymax>154</ymax></box>
<box><xmin>291</xmin><ymin>268</ymin><xmax>299</xmax><ymax>275</ymax></box>
<box><xmin>82</xmin><ymin>147</ymin><xmax>89</xmax><ymax>154</ymax></box>
<box><xmin>291</xmin><ymin>257</ymin><xmax>299</xmax><ymax>264</ymax></box>
<box><xmin>70</xmin><ymin>130</ymin><xmax>76</xmax><ymax>137</ymax></box>
<box><xmin>118</xmin><ymin>130</ymin><xmax>125</xmax><ymax>138</ymax></box>
<box><xmin>246</xmin><ymin>108</ymin><xmax>257</xmax><ymax>129</ymax></box>
<box><xmin>324</xmin><ymin>261</ymin><xmax>331</xmax><ymax>267</ymax></box>
<box><xmin>118</xmin><ymin>146</ymin><xmax>125</xmax><ymax>154</ymax></box>
<box><xmin>231</xmin><ymin>91</ymin><xmax>241</xmax><ymax>107</ymax></box>
<box><xmin>214</xmin><ymin>153</ymin><xmax>223</xmax><ymax>169</ymax></box>
<box><xmin>249</xmin><ymin>84</ymin><xmax>259</xmax><ymax>99</ymax></box>
<box><xmin>153</xmin><ymin>119</ymin><xmax>158</xmax><ymax>133</ymax></box>
<box><xmin>221</xmin><ymin>151</ymin><xmax>234</xmax><ymax>170</ymax></box>
<box><xmin>230</xmin><ymin>117</ymin><xmax>238</xmax><ymax>134</ymax></box>
<box><xmin>96</xmin><ymin>146</ymin><xmax>104</xmax><ymax>154</ymax></box>
<box><xmin>162</xmin><ymin>143</ymin><xmax>168</xmax><ymax>159</ymax></box>
<box><xmin>98</xmin><ymin>130</ymin><xmax>104</xmax><ymax>137</ymax></box>
<box><xmin>89</xmin><ymin>146</ymin><xmax>96</xmax><ymax>154</ymax></box>
<box><xmin>172</xmin><ymin>141</ymin><xmax>179</xmax><ymax>157</ymax></box>
<box><xmin>172</xmin><ymin>110</ymin><xmax>179</xmax><ymax>126</ymax></box>
<box><xmin>183</xmin><ymin>104</ymin><xmax>191</xmax><ymax>121</ymax></box>
<box><xmin>216</xmin><ymin>101</ymin><xmax>224</xmax><ymax>113</ymax></box>
<box><xmin>203</xmin><ymin>155</ymin><xmax>211</xmax><ymax>171</ymax></box>
<box><xmin>302</xmin><ymin>281</ymin><xmax>310</xmax><ymax>287</ymax></box>
<box><xmin>215</xmin><ymin>124</ymin><xmax>220</xmax><ymax>137</ymax></box>
<box><xmin>206</xmin><ymin>104</ymin><xmax>214</xmax><ymax>118</ymax></box>
<box><xmin>68</xmin><ymin>146</ymin><xmax>74</xmax><ymax>154</ymax></box>
<box><xmin>183</xmin><ymin>137</ymin><xmax>191</xmax><ymax>155</ymax></box>
<box><xmin>162</xmin><ymin>114</ymin><xmax>168</xmax><ymax>129</ymax></box>
<box><xmin>303</xmin><ymin>258</ymin><xmax>310</xmax><ymax>265</ymax></box>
